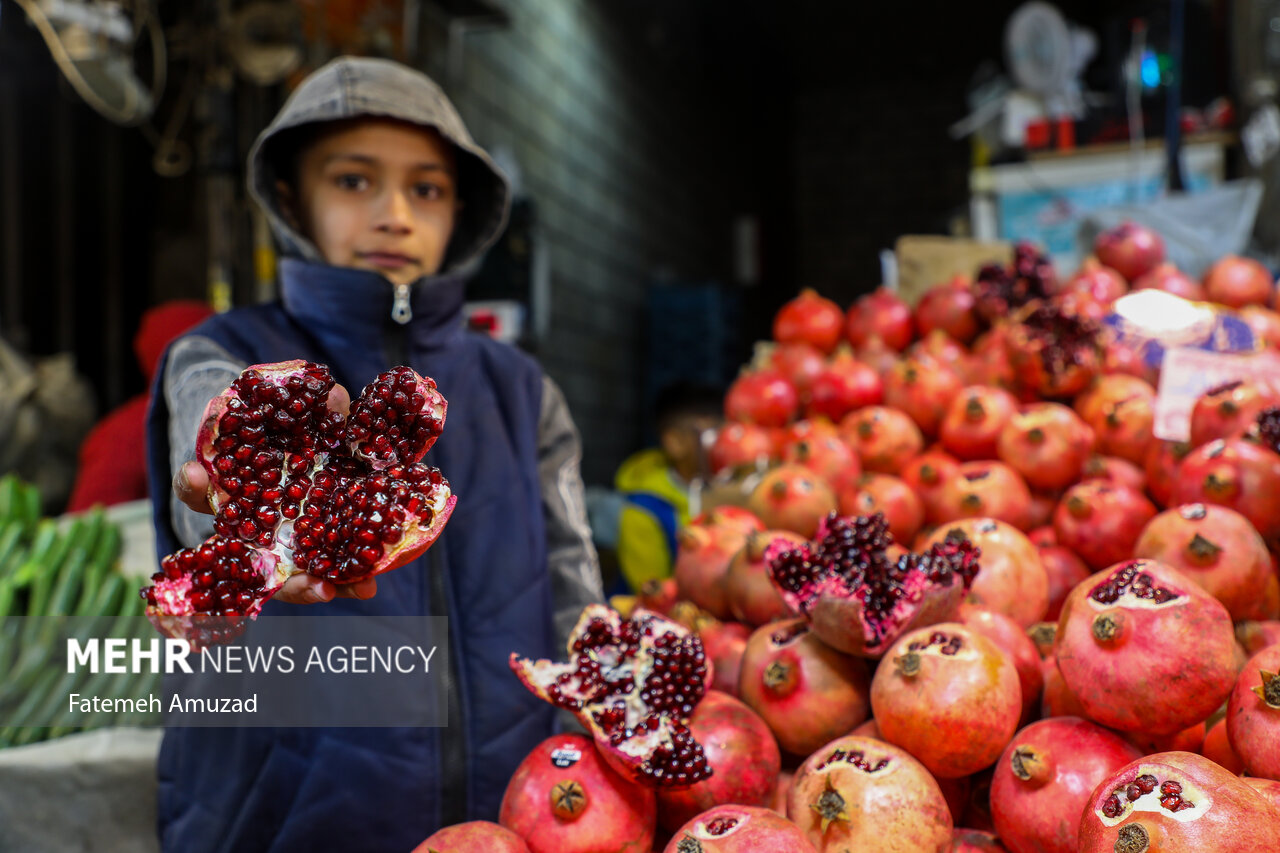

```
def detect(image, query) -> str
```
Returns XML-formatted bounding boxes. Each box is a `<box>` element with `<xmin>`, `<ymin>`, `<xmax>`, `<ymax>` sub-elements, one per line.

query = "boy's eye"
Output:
<box><xmin>413</xmin><ymin>182</ymin><xmax>444</xmax><ymax>200</ymax></box>
<box><xmin>335</xmin><ymin>174</ymin><xmax>369</xmax><ymax>191</ymax></box>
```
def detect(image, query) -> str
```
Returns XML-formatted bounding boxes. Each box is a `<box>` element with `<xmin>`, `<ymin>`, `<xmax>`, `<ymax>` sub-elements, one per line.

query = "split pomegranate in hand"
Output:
<box><xmin>787</xmin><ymin>735</ymin><xmax>953</xmax><ymax>853</ymax></box>
<box><xmin>662</xmin><ymin>804</ymin><xmax>815</xmax><ymax>853</ymax></box>
<box><xmin>1226</xmin><ymin>644</ymin><xmax>1280</xmax><ymax>781</ymax></box>
<box><xmin>499</xmin><ymin>732</ymin><xmax>656</xmax><ymax>853</ymax></box>
<box><xmin>413</xmin><ymin>821</ymin><xmax>530</xmax><ymax>853</ymax></box>
<box><xmin>1055</xmin><ymin>560</ymin><xmax>1237</xmax><ymax>735</ymax></box>
<box><xmin>773</xmin><ymin>289</ymin><xmax>844</xmax><ymax>354</ymax></box>
<box><xmin>766</xmin><ymin>512</ymin><xmax>981</xmax><ymax>658</ymax></box>
<box><xmin>510</xmin><ymin>605</ymin><xmax>712</xmax><ymax>788</ymax></box>
<box><xmin>1093</xmin><ymin>222</ymin><xmax>1165</xmax><ymax>282</ymax></box>
<box><xmin>989</xmin><ymin>717</ymin><xmax>1142</xmax><ymax>853</ymax></box>
<box><xmin>142</xmin><ymin>360</ymin><xmax>455</xmax><ymax>649</ymax></box>
<box><xmin>870</xmin><ymin>623</ymin><xmax>1022</xmax><ymax>779</ymax></box>
<box><xmin>1078</xmin><ymin>751</ymin><xmax>1279</xmax><ymax>853</ymax></box>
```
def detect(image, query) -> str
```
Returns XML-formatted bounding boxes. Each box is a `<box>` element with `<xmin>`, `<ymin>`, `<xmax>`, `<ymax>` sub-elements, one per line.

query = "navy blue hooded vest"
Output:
<box><xmin>146</xmin><ymin>259</ymin><xmax>558</xmax><ymax>851</ymax></box>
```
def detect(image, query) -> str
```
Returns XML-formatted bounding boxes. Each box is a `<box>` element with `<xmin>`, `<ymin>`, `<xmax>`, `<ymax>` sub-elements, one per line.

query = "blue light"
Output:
<box><xmin>1141</xmin><ymin>50</ymin><xmax>1161</xmax><ymax>89</ymax></box>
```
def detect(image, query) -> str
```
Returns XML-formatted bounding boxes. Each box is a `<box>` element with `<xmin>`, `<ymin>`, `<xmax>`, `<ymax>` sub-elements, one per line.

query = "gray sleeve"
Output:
<box><xmin>538</xmin><ymin>375</ymin><xmax>606</xmax><ymax>645</ymax></box>
<box><xmin>163</xmin><ymin>335</ymin><xmax>247</xmax><ymax>548</ymax></box>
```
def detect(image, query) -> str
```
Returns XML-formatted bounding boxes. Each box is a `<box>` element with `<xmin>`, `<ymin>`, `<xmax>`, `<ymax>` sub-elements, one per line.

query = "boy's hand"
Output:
<box><xmin>171</xmin><ymin>382</ymin><xmax>374</xmax><ymax>605</ymax></box>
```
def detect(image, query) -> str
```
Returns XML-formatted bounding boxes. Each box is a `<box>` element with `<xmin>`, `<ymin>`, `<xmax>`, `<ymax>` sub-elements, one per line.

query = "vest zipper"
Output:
<box><xmin>392</xmin><ymin>283</ymin><xmax>413</xmax><ymax>324</ymax></box>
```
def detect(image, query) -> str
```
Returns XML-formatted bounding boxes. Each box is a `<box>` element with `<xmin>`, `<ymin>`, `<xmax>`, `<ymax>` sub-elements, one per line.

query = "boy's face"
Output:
<box><xmin>283</xmin><ymin>118</ymin><xmax>459</xmax><ymax>287</ymax></box>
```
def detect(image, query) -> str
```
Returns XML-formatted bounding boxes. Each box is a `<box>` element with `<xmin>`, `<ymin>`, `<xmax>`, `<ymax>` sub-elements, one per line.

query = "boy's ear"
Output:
<box><xmin>274</xmin><ymin>180</ymin><xmax>301</xmax><ymax>230</ymax></box>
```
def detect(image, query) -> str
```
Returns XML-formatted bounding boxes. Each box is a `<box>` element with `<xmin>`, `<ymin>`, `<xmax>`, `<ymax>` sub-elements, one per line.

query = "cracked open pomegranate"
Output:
<box><xmin>510</xmin><ymin>604</ymin><xmax>713</xmax><ymax>789</ymax></box>
<box><xmin>766</xmin><ymin>512</ymin><xmax>981</xmax><ymax>658</ymax></box>
<box><xmin>141</xmin><ymin>360</ymin><xmax>455</xmax><ymax>650</ymax></box>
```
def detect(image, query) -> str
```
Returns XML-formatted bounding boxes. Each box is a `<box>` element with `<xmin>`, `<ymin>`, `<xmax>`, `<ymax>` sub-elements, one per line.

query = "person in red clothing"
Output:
<box><xmin>66</xmin><ymin>300</ymin><xmax>214</xmax><ymax>511</ymax></box>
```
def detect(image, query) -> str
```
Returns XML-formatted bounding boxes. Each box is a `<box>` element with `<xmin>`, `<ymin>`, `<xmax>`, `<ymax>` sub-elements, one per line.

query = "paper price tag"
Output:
<box><xmin>1154</xmin><ymin>348</ymin><xmax>1278</xmax><ymax>442</ymax></box>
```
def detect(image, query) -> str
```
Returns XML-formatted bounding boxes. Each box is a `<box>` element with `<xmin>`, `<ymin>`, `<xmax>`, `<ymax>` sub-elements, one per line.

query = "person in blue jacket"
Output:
<box><xmin>147</xmin><ymin>56</ymin><xmax>604</xmax><ymax>851</ymax></box>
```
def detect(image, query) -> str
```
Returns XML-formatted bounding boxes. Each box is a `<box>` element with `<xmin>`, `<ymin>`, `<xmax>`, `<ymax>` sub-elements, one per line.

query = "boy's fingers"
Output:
<box><xmin>327</xmin><ymin>383</ymin><xmax>351</xmax><ymax>417</ymax></box>
<box><xmin>174</xmin><ymin>461</ymin><xmax>215</xmax><ymax>515</ymax></box>
<box><xmin>334</xmin><ymin>577</ymin><xmax>378</xmax><ymax>600</ymax></box>
<box><xmin>276</xmin><ymin>574</ymin><xmax>335</xmax><ymax>605</ymax></box>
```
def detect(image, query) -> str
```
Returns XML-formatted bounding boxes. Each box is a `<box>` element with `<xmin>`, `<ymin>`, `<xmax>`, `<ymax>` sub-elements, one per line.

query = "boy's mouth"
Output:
<box><xmin>358</xmin><ymin>251</ymin><xmax>417</xmax><ymax>269</ymax></box>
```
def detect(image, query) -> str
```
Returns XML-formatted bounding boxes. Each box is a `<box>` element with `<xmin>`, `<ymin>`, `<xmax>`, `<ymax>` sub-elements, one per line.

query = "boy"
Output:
<box><xmin>148</xmin><ymin>56</ymin><xmax>604</xmax><ymax>851</ymax></box>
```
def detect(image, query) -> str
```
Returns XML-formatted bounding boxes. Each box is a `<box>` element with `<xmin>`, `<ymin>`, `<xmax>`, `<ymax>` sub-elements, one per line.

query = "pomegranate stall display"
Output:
<box><xmin>141</xmin><ymin>360</ymin><xmax>456</xmax><ymax>649</ymax></box>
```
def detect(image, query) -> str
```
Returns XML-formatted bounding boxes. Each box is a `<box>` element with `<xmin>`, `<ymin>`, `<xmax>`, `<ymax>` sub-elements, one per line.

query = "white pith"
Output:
<box><xmin>1094</xmin><ymin>771</ymin><xmax>1210</xmax><ymax>826</ymax></box>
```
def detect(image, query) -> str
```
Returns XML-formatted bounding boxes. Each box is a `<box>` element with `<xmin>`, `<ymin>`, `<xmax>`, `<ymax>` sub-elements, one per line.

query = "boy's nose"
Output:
<box><xmin>375</xmin><ymin>189</ymin><xmax>414</xmax><ymax>233</ymax></box>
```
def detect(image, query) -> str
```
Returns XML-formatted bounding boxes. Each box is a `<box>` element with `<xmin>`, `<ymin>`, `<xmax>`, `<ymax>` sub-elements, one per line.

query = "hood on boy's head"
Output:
<box><xmin>247</xmin><ymin>56</ymin><xmax>510</xmax><ymax>275</ymax></box>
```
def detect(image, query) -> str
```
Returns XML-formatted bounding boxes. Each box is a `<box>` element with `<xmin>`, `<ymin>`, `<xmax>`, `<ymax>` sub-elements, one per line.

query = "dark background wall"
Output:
<box><xmin>0</xmin><ymin>0</ymin><xmax>1227</xmax><ymax>486</ymax></box>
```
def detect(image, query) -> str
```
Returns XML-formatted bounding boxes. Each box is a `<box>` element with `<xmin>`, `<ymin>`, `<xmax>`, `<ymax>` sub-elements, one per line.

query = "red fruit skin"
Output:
<box><xmin>1025</xmin><ymin>490</ymin><xmax>1060</xmax><ymax>532</ymax></box>
<box><xmin>1239</xmin><ymin>304</ymin><xmax>1280</xmax><ymax>348</ymax></box>
<box><xmin>1075</xmin><ymin>375</ymin><xmax>1157</xmax><ymax>466</ymax></box>
<box><xmin>675</xmin><ymin>517</ymin><xmax>760</xmax><ymax>620</ymax></box>
<box><xmin>781</xmin><ymin>432</ymin><xmax>861</xmax><ymax>495</ymax></box>
<box><xmin>1203</xmin><ymin>254</ymin><xmax>1275</xmax><ymax>308</ymax></box>
<box><xmin>709</xmin><ymin>422</ymin><xmax>775</xmax><ymax>474</ymax></box>
<box><xmin>1093</xmin><ymin>222</ymin><xmax>1165</xmax><ymax>282</ymax></box>
<box><xmin>1171</xmin><ymin>437</ymin><xmax>1280</xmax><ymax>545</ymax></box>
<box><xmin>884</xmin><ymin>354</ymin><xmax>964</xmax><ymax>438</ymax></box>
<box><xmin>950</xmin><ymin>828</ymin><xmax>1008</xmax><ymax>852</ymax></box>
<box><xmin>771</xmin><ymin>342</ymin><xmax>827</xmax><ymax>399</ymax></box>
<box><xmin>990</xmin><ymin>717</ymin><xmax>1143</xmax><ymax>853</ymax></box>
<box><xmin>959</xmin><ymin>605</ymin><xmax>1045</xmax><ymax>723</ymax></box>
<box><xmin>746</xmin><ymin>465</ymin><xmax>838</xmax><ymax>539</ymax></box>
<box><xmin>1143</xmin><ymin>439</ymin><xmax>1191</xmax><ymax>509</ymax></box>
<box><xmin>774</xmin><ymin>289</ymin><xmax>845</xmax><ymax>354</ymax></box>
<box><xmin>656</xmin><ymin>691</ymin><xmax>782</xmax><ymax>832</ymax></box>
<box><xmin>1243</xmin><ymin>777</ymin><xmax>1280</xmax><ymax>811</ymax></box>
<box><xmin>856</xmin><ymin>335</ymin><xmax>903</xmax><ymax>378</ymax></box>
<box><xmin>1189</xmin><ymin>380</ymin><xmax>1280</xmax><ymax>449</ymax></box>
<box><xmin>1226</xmin><ymin>644</ymin><xmax>1280</xmax><ymax>781</ymax></box>
<box><xmin>663</xmin><ymin>805</ymin><xmax>814</xmax><ymax>853</ymax></box>
<box><xmin>1052</xmin><ymin>482</ymin><xmax>1156</xmax><ymax>571</ymax></box>
<box><xmin>1077</xmin><ymin>751</ymin><xmax>1280</xmax><ymax>853</ymax></box>
<box><xmin>805</xmin><ymin>347</ymin><xmax>884</xmax><ymax>423</ymax></box>
<box><xmin>1005</xmin><ymin>315</ymin><xmax>1101</xmax><ymax>400</ymax></box>
<box><xmin>847</xmin><ymin>287</ymin><xmax>915</xmax><ymax>351</ymax></box>
<box><xmin>1034</xmin><ymin>541</ymin><xmax>1092</xmax><ymax>621</ymax></box>
<box><xmin>997</xmin><ymin>403</ymin><xmax>1095</xmax><ymax>492</ymax></box>
<box><xmin>871</xmin><ymin>623</ymin><xmax>1023</xmax><ymax>779</ymax></box>
<box><xmin>1237</xmin><ymin>619</ymin><xmax>1280</xmax><ymax>654</ymax></box>
<box><xmin>838</xmin><ymin>473</ymin><xmax>924</xmax><ymax>544</ymax></box>
<box><xmin>699</xmin><ymin>621</ymin><xmax>751</xmax><ymax>698</ymax></box>
<box><xmin>1041</xmin><ymin>655</ymin><xmax>1090</xmax><ymax>719</ymax></box>
<box><xmin>1201</xmin><ymin>718</ymin><xmax>1245</xmax><ymax>775</ymax></box>
<box><xmin>916</xmin><ymin>276</ymin><xmax>980</xmax><ymax>344</ymax></box>
<box><xmin>724</xmin><ymin>368</ymin><xmax>799</xmax><ymax>428</ymax></box>
<box><xmin>940</xmin><ymin>386</ymin><xmax>1019</xmax><ymax>461</ymax></box>
<box><xmin>1122</xmin><ymin>722</ymin><xmax>1206</xmax><ymax>757</ymax></box>
<box><xmin>1056</xmin><ymin>260</ymin><xmax>1128</xmax><ymax>321</ymax></box>
<box><xmin>1131</xmin><ymin>262</ymin><xmax>1206</xmax><ymax>301</ymax></box>
<box><xmin>737</xmin><ymin>619</ymin><xmax>871</xmax><ymax>758</ymax></box>
<box><xmin>923</xmin><ymin>518</ymin><xmax>1049</xmax><ymax>628</ymax></box>
<box><xmin>770</xmin><ymin>770</ymin><xmax>794</xmax><ymax>815</ymax></box>
<box><xmin>413</xmin><ymin>821</ymin><xmax>531</xmax><ymax>853</ymax></box>
<box><xmin>935</xmin><ymin>462</ymin><xmax>1033</xmax><ymax>532</ymax></box>
<box><xmin>725</xmin><ymin>530</ymin><xmax>804</xmax><ymax>627</ymax></box>
<box><xmin>1055</xmin><ymin>560</ymin><xmax>1238</xmax><ymax>735</ymax></box>
<box><xmin>839</xmin><ymin>406</ymin><xmax>924</xmax><ymax>474</ymax></box>
<box><xmin>901</xmin><ymin>449</ymin><xmax>962</xmax><ymax>525</ymax></box>
<box><xmin>500</xmin><ymin>733</ymin><xmax>656</xmax><ymax>853</ymax></box>
<box><xmin>1081</xmin><ymin>455</ymin><xmax>1147</xmax><ymax>492</ymax></box>
<box><xmin>787</xmin><ymin>735</ymin><xmax>953</xmax><ymax>853</ymax></box>
<box><xmin>1133</xmin><ymin>503</ymin><xmax>1279</xmax><ymax>621</ymax></box>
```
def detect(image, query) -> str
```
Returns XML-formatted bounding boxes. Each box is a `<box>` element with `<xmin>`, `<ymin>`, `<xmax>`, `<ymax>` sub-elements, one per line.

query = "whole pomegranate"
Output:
<box><xmin>959</xmin><ymin>604</ymin><xmax>1044</xmax><ymax>721</ymax></box>
<box><xmin>910</xmin><ymin>329</ymin><xmax>974</xmax><ymax>378</ymax></box>
<box><xmin>935</xmin><ymin>461</ymin><xmax>1033</xmax><ymax>531</ymax></box>
<box><xmin>698</xmin><ymin>618</ymin><xmax>751</xmax><ymax>698</ymax></box>
<box><xmin>804</xmin><ymin>346</ymin><xmax>883</xmax><ymax>423</ymax></box>
<box><xmin>1005</xmin><ymin>304</ymin><xmax>1102</xmax><ymax>399</ymax></box>
<box><xmin>838</xmin><ymin>406</ymin><xmax>924</xmax><ymax>474</ymax></box>
<box><xmin>846</xmin><ymin>287</ymin><xmax>915</xmax><ymax>351</ymax></box>
<box><xmin>1052</xmin><ymin>482</ymin><xmax>1156</xmax><ymax>571</ymax></box>
<box><xmin>781</xmin><ymin>432</ymin><xmax>860</xmax><ymax>495</ymax></box>
<box><xmin>1123</xmin><ymin>722</ymin><xmax>1207</xmax><ymax>758</ymax></box>
<box><xmin>1226</xmin><ymin>644</ymin><xmax>1280</xmax><ymax>781</ymax></box>
<box><xmin>1189</xmin><ymin>380</ymin><xmax>1280</xmax><ymax>448</ymax></box>
<box><xmin>871</xmin><ymin>623</ymin><xmax>1022</xmax><ymax>779</ymax></box>
<box><xmin>1143</xmin><ymin>439</ymin><xmax>1191</xmax><ymax>508</ymax></box>
<box><xmin>662</xmin><ymin>805</ymin><xmax>815</xmax><ymax>852</ymax></box>
<box><xmin>901</xmin><ymin>449</ymin><xmax>962</xmax><ymax>524</ymax></box>
<box><xmin>1078</xmin><ymin>751</ymin><xmax>1279</xmax><ymax>852</ymax></box>
<box><xmin>1093</xmin><ymin>222</ymin><xmax>1165</xmax><ymax>282</ymax></box>
<box><xmin>708</xmin><ymin>422</ymin><xmax>774</xmax><ymax>474</ymax></box>
<box><xmin>413</xmin><ymin>821</ymin><xmax>530</xmax><ymax>853</ymax></box>
<box><xmin>746</xmin><ymin>465</ymin><xmax>837</xmax><ymax>538</ymax></box>
<box><xmin>499</xmin><ymin>733</ymin><xmax>656</xmax><ymax>853</ymax></box>
<box><xmin>1055</xmin><ymin>560</ymin><xmax>1237</xmax><ymax>735</ymax></box>
<box><xmin>921</xmin><ymin>518</ymin><xmax>1049</xmax><ymax>628</ymax></box>
<box><xmin>970</xmin><ymin>327</ymin><xmax>1017</xmax><ymax>390</ymax></box>
<box><xmin>787</xmin><ymin>735</ymin><xmax>953</xmax><ymax>852</ymax></box>
<box><xmin>1239</xmin><ymin>304</ymin><xmax>1280</xmax><ymax>348</ymax></box>
<box><xmin>675</xmin><ymin>512</ymin><xmax>764</xmax><ymax>620</ymax></box>
<box><xmin>856</xmin><ymin>334</ymin><xmax>902</xmax><ymax>377</ymax></box>
<box><xmin>142</xmin><ymin>360</ymin><xmax>455</xmax><ymax>649</ymax></box>
<box><xmin>774</xmin><ymin>289</ymin><xmax>845</xmax><ymax>354</ymax></box>
<box><xmin>724</xmin><ymin>367</ymin><xmax>799</xmax><ymax>428</ymax></box>
<box><xmin>916</xmin><ymin>275</ymin><xmax>980</xmax><ymax>344</ymax></box>
<box><xmin>950</xmin><ymin>829</ymin><xmax>1008</xmax><ymax>852</ymax></box>
<box><xmin>996</xmin><ymin>403</ymin><xmax>1095</xmax><ymax>492</ymax></box>
<box><xmin>510</xmin><ymin>606</ymin><xmax>713</xmax><ymax>788</ymax></box>
<box><xmin>883</xmin><ymin>354</ymin><xmax>964</xmax><ymax>438</ymax></box>
<box><xmin>1074</xmin><ymin>375</ymin><xmax>1156</xmax><ymax>466</ymax></box>
<box><xmin>657</xmin><ymin>691</ymin><xmax>781</xmax><ymax>832</ymax></box>
<box><xmin>1131</xmin><ymin>262</ymin><xmax>1205</xmax><ymax>301</ymax></box>
<box><xmin>838</xmin><ymin>473</ymin><xmax>924</xmax><ymax>544</ymax></box>
<box><xmin>770</xmin><ymin>342</ymin><xmax>827</xmax><ymax>399</ymax></box>
<box><xmin>1029</xmin><ymin>532</ymin><xmax>1091</xmax><ymax>621</ymax></box>
<box><xmin>768</xmin><ymin>513</ymin><xmax>981</xmax><ymax>658</ymax></box>
<box><xmin>724</xmin><ymin>530</ymin><xmax>803</xmax><ymax>627</ymax></box>
<box><xmin>939</xmin><ymin>386</ymin><xmax>1018</xmax><ymax>461</ymax></box>
<box><xmin>1058</xmin><ymin>258</ymin><xmax>1128</xmax><ymax>310</ymax></box>
<box><xmin>737</xmin><ymin>618</ymin><xmax>872</xmax><ymax>757</ymax></box>
<box><xmin>1041</xmin><ymin>654</ymin><xmax>1089</xmax><ymax>719</ymax></box>
<box><xmin>1133</xmin><ymin>503</ymin><xmax>1278</xmax><ymax>621</ymax></box>
<box><xmin>1203</xmin><ymin>254</ymin><xmax>1274</xmax><ymax>308</ymax></box>
<box><xmin>1201</xmin><ymin>718</ymin><xmax>1245</xmax><ymax>775</ymax></box>
<box><xmin>989</xmin><ymin>717</ymin><xmax>1142</xmax><ymax>853</ymax></box>
<box><xmin>1081</xmin><ymin>454</ymin><xmax>1147</xmax><ymax>492</ymax></box>
<box><xmin>1237</xmin><ymin>619</ymin><xmax>1280</xmax><ymax>654</ymax></box>
<box><xmin>1171</xmin><ymin>437</ymin><xmax>1280</xmax><ymax>545</ymax></box>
